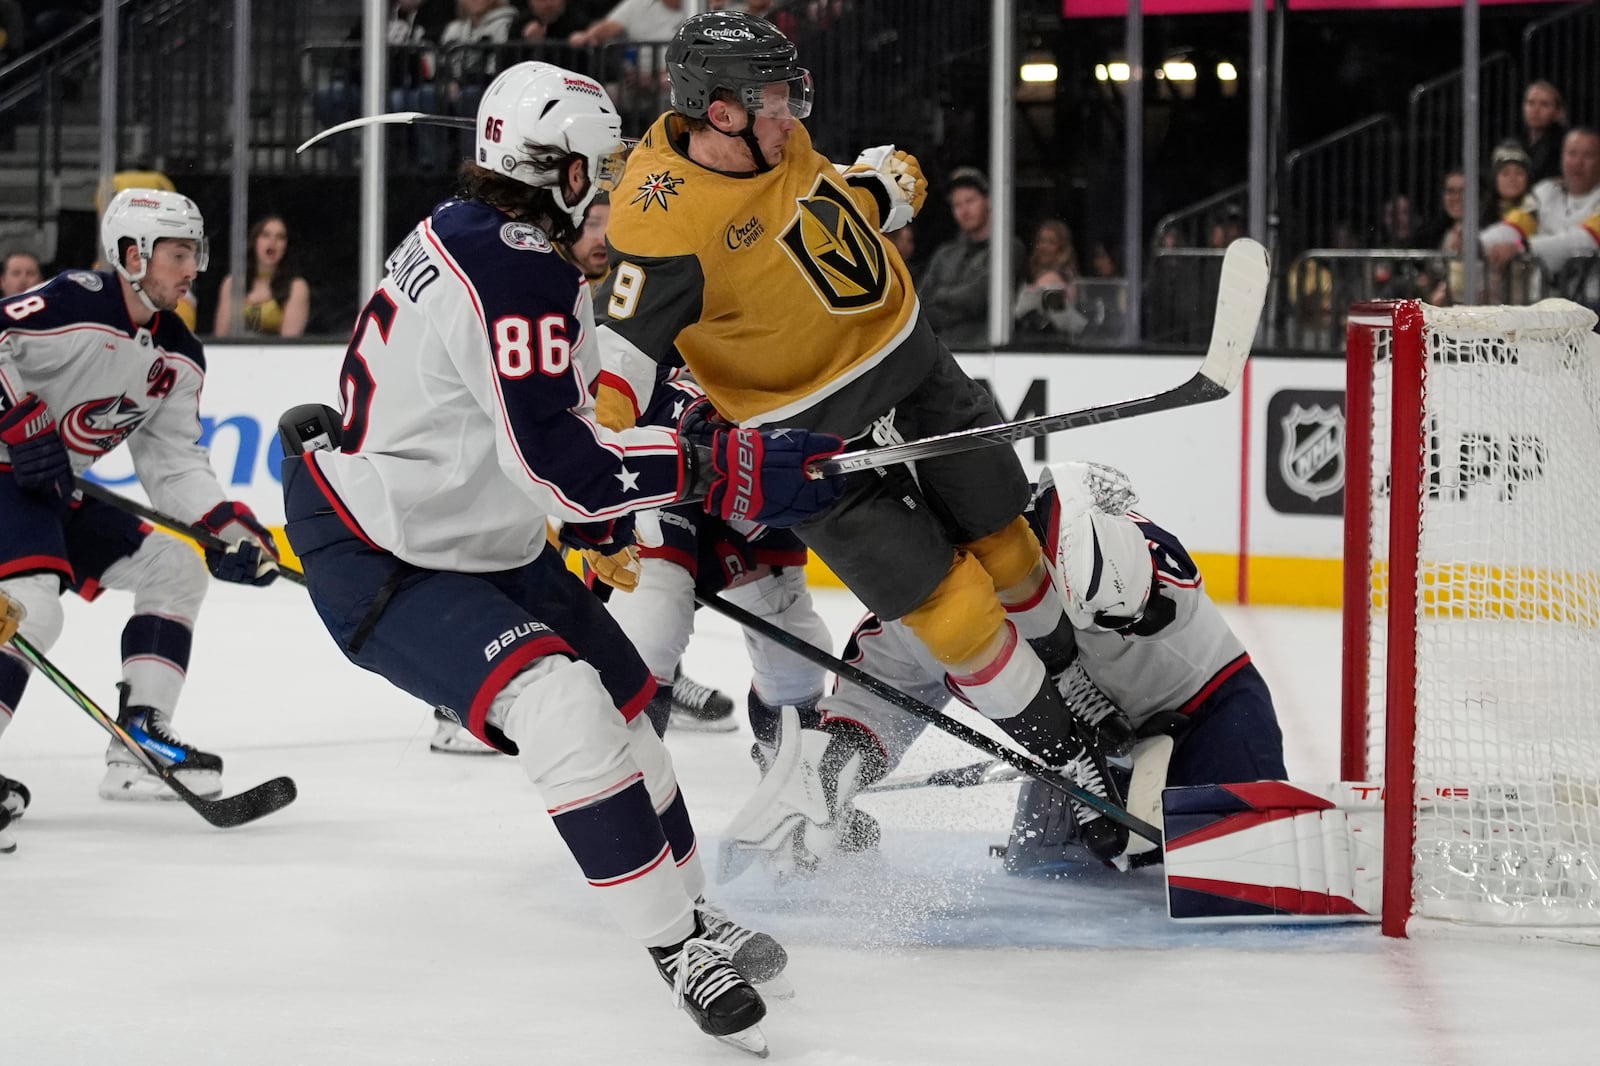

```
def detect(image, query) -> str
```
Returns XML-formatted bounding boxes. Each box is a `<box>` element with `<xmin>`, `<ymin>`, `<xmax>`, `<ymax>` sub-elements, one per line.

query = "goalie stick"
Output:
<box><xmin>861</xmin><ymin>758</ymin><xmax>1020</xmax><ymax>794</ymax></box>
<box><xmin>808</xmin><ymin>236</ymin><xmax>1270</xmax><ymax>477</ymax></box>
<box><xmin>7</xmin><ymin>634</ymin><xmax>297</xmax><ymax>827</ymax></box>
<box><xmin>74</xmin><ymin>479</ymin><xmax>308</xmax><ymax>587</ymax></box>
<box><xmin>695</xmin><ymin>592</ymin><xmax>1162</xmax><ymax>846</ymax></box>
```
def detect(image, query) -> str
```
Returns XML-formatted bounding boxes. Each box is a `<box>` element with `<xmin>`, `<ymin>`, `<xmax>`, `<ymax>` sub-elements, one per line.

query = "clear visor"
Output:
<box><xmin>742</xmin><ymin>72</ymin><xmax>813</xmax><ymax>121</ymax></box>
<box><xmin>593</xmin><ymin>140</ymin><xmax>636</xmax><ymax>193</ymax></box>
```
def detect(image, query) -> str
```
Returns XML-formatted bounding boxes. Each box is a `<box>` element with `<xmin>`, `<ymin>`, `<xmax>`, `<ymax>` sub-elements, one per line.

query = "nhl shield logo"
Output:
<box><xmin>1278</xmin><ymin>403</ymin><xmax>1345</xmax><ymax>502</ymax></box>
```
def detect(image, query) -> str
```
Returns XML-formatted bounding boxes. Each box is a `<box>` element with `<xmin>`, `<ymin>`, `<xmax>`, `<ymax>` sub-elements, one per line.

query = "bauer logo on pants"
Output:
<box><xmin>1265</xmin><ymin>389</ymin><xmax>1344</xmax><ymax>516</ymax></box>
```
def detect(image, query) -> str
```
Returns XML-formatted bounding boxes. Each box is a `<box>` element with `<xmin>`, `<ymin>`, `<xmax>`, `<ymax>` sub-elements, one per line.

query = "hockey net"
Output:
<box><xmin>1341</xmin><ymin>299</ymin><xmax>1600</xmax><ymax>940</ymax></box>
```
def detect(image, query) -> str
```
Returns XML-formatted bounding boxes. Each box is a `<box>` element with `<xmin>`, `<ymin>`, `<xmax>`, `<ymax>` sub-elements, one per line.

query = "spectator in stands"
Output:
<box><xmin>212</xmin><ymin>215</ymin><xmax>312</xmax><ymax>339</ymax></box>
<box><xmin>1483</xmin><ymin>141</ymin><xmax>1539</xmax><ymax>227</ymax></box>
<box><xmin>1207</xmin><ymin>205</ymin><xmax>1244</xmax><ymax>249</ymax></box>
<box><xmin>918</xmin><ymin>167</ymin><xmax>1024</xmax><ymax>347</ymax></box>
<box><xmin>1013</xmin><ymin>219</ymin><xmax>1086</xmax><ymax>340</ymax></box>
<box><xmin>517</xmin><ymin>0</ymin><xmax>591</xmax><ymax>42</ymax></box>
<box><xmin>441</xmin><ymin>0</ymin><xmax>518</xmax><ymax>128</ymax></box>
<box><xmin>312</xmin><ymin>0</ymin><xmax>442</xmax><ymax>171</ymax></box>
<box><xmin>1083</xmin><ymin>239</ymin><xmax>1126</xmax><ymax>337</ymax></box>
<box><xmin>1483</xmin><ymin>127</ymin><xmax>1600</xmax><ymax>286</ymax></box>
<box><xmin>568</xmin><ymin>0</ymin><xmax>685</xmax><ymax>48</ymax></box>
<box><xmin>1518</xmin><ymin>80</ymin><xmax>1569</xmax><ymax>185</ymax></box>
<box><xmin>1413</xmin><ymin>169</ymin><xmax>1469</xmax><ymax>304</ymax></box>
<box><xmin>887</xmin><ymin>219</ymin><xmax>916</xmax><ymax>272</ymax></box>
<box><xmin>0</xmin><ymin>250</ymin><xmax>42</xmax><ymax>296</ymax></box>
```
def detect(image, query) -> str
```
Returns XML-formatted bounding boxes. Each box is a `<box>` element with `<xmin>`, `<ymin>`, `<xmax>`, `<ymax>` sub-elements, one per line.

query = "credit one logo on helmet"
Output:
<box><xmin>705</xmin><ymin>27</ymin><xmax>757</xmax><ymax>41</ymax></box>
<box><xmin>1265</xmin><ymin>388</ymin><xmax>1345</xmax><ymax>515</ymax></box>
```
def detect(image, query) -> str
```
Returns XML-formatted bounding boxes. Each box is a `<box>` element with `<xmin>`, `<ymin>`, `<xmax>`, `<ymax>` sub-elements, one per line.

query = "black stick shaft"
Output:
<box><xmin>75</xmin><ymin>478</ymin><xmax>308</xmax><ymax>587</ymax></box>
<box><xmin>695</xmin><ymin>593</ymin><xmax>1161</xmax><ymax>845</ymax></box>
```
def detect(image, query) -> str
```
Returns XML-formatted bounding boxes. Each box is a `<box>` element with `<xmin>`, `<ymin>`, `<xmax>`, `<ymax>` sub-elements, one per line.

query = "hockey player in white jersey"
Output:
<box><xmin>0</xmin><ymin>189</ymin><xmax>280</xmax><ymax>822</ymax></box>
<box><xmin>280</xmin><ymin>62</ymin><xmax>849</xmax><ymax>1056</ymax></box>
<box><xmin>725</xmin><ymin>461</ymin><xmax>1286</xmax><ymax>876</ymax></box>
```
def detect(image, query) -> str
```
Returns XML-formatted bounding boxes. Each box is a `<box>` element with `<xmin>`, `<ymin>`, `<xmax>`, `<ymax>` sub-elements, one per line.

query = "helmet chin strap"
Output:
<box><xmin>713</xmin><ymin>112</ymin><xmax>774</xmax><ymax>174</ymax></box>
<box><xmin>117</xmin><ymin>262</ymin><xmax>161</xmax><ymax>315</ymax></box>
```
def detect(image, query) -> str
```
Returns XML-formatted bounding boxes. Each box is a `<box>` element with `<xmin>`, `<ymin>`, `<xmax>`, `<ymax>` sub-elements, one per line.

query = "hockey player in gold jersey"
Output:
<box><xmin>594</xmin><ymin>12</ymin><xmax>1130</xmax><ymax>863</ymax></box>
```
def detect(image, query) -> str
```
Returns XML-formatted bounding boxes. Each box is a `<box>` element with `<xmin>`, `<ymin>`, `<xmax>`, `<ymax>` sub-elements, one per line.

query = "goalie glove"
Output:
<box><xmin>838</xmin><ymin>145</ymin><xmax>926</xmax><ymax>233</ymax></box>
<box><xmin>719</xmin><ymin>707</ymin><xmax>887</xmax><ymax>883</ymax></box>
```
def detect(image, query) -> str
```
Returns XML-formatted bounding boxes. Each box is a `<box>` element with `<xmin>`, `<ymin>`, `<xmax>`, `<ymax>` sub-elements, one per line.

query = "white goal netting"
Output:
<box><xmin>1352</xmin><ymin>299</ymin><xmax>1600</xmax><ymax>932</ymax></box>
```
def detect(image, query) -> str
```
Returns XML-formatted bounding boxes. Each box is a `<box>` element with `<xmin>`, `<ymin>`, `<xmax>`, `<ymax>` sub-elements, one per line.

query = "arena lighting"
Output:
<box><xmin>1094</xmin><ymin>61</ymin><xmax>1131</xmax><ymax>82</ymax></box>
<box><xmin>1162</xmin><ymin>59</ymin><xmax>1197</xmax><ymax>81</ymax></box>
<box><xmin>1216</xmin><ymin>60</ymin><xmax>1238</xmax><ymax>81</ymax></box>
<box><xmin>1020</xmin><ymin>62</ymin><xmax>1059</xmax><ymax>83</ymax></box>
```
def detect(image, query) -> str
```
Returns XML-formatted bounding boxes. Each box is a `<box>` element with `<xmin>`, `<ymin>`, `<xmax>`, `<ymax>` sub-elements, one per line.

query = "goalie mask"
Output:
<box><xmin>666</xmin><ymin>12</ymin><xmax>813</xmax><ymax>123</ymax></box>
<box><xmin>475</xmin><ymin>62</ymin><xmax>630</xmax><ymax>230</ymax></box>
<box><xmin>100</xmin><ymin>187</ymin><xmax>209</xmax><ymax>310</ymax></box>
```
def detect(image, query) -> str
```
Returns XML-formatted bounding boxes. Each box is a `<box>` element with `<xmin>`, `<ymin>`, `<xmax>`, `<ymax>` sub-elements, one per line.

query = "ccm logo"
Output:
<box><xmin>484</xmin><ymin>621</ymin><xmax>549</xmax><ymax>661</ymax></box>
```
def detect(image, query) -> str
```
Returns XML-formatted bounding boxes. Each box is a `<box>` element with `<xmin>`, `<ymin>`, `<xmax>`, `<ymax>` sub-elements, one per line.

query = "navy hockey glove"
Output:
<box><xmin>677</xmin><ymin>398</ymin><xmax>847</xmax><ymax>527</ymax></box>
<box><xmin>0</xmin><ymin>393</ymin><xmax>73</xmax><ymax>507</ymax></box>
<box><xmin>197</xmin><ymin>501</ymin><xmax>280</xmax><ymax>586</ymax></box>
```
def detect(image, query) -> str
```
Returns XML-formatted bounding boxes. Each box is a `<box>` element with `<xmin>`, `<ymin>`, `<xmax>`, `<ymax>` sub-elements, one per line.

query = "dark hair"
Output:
<box><xmin>456</xmin><ymin>154</ymin><xmax>580</xmax><ymax>244</ymax></box>
<box><xmin>947</xmin><ymin>166</ymin><xmax>989</xmax><ymax>197</ymax></box>
<box><xmin>245</xmin><ymin>215</ymin><xmax>300</xmax><ymax>308</ymax></box>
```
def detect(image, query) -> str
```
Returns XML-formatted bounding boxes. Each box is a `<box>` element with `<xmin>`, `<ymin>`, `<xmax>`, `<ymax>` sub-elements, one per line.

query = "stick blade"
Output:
<box><xmin>1198</xmin><ymin>237</ymin><xmax>1271</xmax><ymax>395</ymax></box>
<box><xmin>189</xmin><ymin>775</ymin><xmax>299</xmax><ymax>828</ymax></box>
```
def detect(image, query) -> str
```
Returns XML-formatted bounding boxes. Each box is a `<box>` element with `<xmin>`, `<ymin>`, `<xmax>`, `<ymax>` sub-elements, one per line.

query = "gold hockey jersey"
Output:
<box><xmin>596</xmin><ymin>113</ymin><xmax>919</xmax><ymax>427</ymax></box>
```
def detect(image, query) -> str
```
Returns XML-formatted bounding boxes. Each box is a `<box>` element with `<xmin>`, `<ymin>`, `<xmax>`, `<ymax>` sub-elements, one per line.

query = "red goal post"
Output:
<box><xmin>1341</xmin><ymin>298</ymin><xmax>1600</xmax><ymax>941</ymax></box>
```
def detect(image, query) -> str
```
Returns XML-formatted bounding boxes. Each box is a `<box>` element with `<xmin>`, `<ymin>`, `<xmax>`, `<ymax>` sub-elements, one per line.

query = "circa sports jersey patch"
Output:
<box><xmin>67</xmin><ymin>271</ymin><xmax>104</xmax><ymax>291</ymax></box>
<box><xmin>500</xmin><ymin>222</ymin><xmax>552</xmax><ymax>252</ymax></box>
<box><xmin>631</xmin><ymin>171</ymin><xmax>685</xmax><ymax>213</ymax></box>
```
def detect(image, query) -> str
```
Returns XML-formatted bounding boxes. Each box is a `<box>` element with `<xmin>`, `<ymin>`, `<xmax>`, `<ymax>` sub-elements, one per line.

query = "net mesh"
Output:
<box><xmin>1363</xmin><ymin>300</ymin><xmax>1600</xmax><ymax>927</ymax></box>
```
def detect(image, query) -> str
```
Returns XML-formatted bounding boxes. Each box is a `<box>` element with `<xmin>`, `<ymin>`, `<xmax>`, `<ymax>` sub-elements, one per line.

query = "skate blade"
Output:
<box><xmin>669</xmin><ymin>712</ymin><xmax>739</xmax><ymax>733</ymax></box>
<box><xmin>715</xmin><ymin>1023</ymin><xmax>769</xmax><ymax>1058</ymax></box>
<box><xmin>428</xmin><ymin>742</ymin><xmax>502</xmax><ymax>755</ymax></box>
<box><xmin>99</xmin><ymin>766</ymin><xmax>222</xmax><ymax>801</ymax></box>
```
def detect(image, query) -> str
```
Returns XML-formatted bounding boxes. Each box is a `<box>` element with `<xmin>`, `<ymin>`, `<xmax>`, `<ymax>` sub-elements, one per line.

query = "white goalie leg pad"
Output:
<box><xmin>818</xmin><ymin>617</ymin><xmax>948</xmax><ymax>771</ymax></box>
<box><xmin>723</xmin><ymin>567</ymin><xmax>829</xmax><ymax>707</ymax></box>
<box><xmin>100</xmin><ymin>534</ymin><xmax>209</xmax><ymax>714</ymax></box>
<box><xmin>1162</xmin><ymin>781</ymin><xmax>1384</xmax><ymax>922</ymax></box>
<box><xmin>718</xmin><ymin>706</ymin><xmax>864</xmax><ymax>883</ymax></box>
<box><xmin>604</xmin><ymin>555</ymin><xmax>696</xmax><ymax>683</ymax></box>
<box><xmin>489</xmin><ymin>656</ymin><xmax>692</xmax><ymax>945</ymax></box>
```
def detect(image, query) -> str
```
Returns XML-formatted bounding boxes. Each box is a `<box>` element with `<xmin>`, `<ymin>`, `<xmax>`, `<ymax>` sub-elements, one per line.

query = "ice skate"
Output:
<box><xmin>696</xmin><ymin>898</ymin><xmax>794</xmax><ymax>999</ymax></box>
<box><xmin>1</xmin><ymin>772</ymin><xmax>30</xmax><ymax>820</ymax></box>
<box><xmin>650</xmin><ymin>928</ymin><xmax>769</xmax><ymax>1057</ymax></box>
<box><xmin>429</xmin><ymin>706</ymin><xmax>499</xmax><ymax>755</ymax></box>
<box><xmin>670</xmin><ymin>667</ymin><xmax>738</xmax><ymax>733</ymax></box>
<box><xmin>100</xmin><ymin>684</ymin><xmax>222</xmax><ymax>801</ymax></box>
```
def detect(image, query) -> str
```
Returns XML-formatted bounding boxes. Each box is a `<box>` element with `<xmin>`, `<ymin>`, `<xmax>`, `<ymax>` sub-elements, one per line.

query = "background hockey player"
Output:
<box><xmin>280</xmin><ymin>61</ymin><xmax>848</xmax><ymax>1055</ymax></box>
<box><xmin>724</xmin><ymin>462</ymin><xmax>1288</xmax><ymax>876</ymax></box>
<box><xmin>594</xmin><ymin>12</ymin><xmax>1118</xmax><ymax>832</ymax></box>
<box><xmin>0</xmin><ymin>188</ymin><xmax>280</xmax><ymax>826</ymax></box>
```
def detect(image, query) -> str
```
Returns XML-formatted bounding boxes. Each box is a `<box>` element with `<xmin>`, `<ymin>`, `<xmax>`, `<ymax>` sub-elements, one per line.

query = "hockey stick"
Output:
<box><xmin>808</xmin><ymin>236</ymin><xmax>1270</xmax><ymax>477</ymax></box>
<box><xmin>695</xmin><ymin>592</ymin><xmax>1161</xmax><ymax>845</ymax></box>
<box><xmin>74</xmin><ymin>479</ymin><xmax>308</xmax><ymax>587</ymax></box>
<box><xmin>860</xmin><ymin>758</ymin><xmax>1019</xmax><ymax>794</ymax></box>
<box><xmin>295</xmin><ymin>111</ymin><xmax>475</xmax><ymax>155</ymax></box>
<box><xmin>7</xmin><ymin>634</ymin><xmax>297</xmax><ymax>827</ymax></box>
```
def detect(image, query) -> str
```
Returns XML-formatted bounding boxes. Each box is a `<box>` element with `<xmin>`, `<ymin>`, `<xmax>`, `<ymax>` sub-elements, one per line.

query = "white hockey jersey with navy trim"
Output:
<box><xmin>0</xmin><ymin>269</ymin><xmax>227</xmax><ymax>523</ymax></box>
<box><xmin>307</xmin><ymin>199</ymin><xmax>684</xmax><ymax>571</ymax></box>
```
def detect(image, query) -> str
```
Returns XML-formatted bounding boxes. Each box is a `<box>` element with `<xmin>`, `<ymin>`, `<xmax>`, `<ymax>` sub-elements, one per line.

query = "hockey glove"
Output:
<box><xmin>0</xmin><ymin>589</ymin><xmax>22</xmax><ymax>645</ymax></box>
<box><xmin>197</xmin><ymin>501</ymin><xmax>280</xmax><ymax>586</ymax></box>
<box><xmin>0</xmin><ymin>393</ymin><xmax>73</xmax><ymax>508</ymax></box>
<box><xmin>677</xmin><ymin>397</ymin><xmax>846</xmax><ymax>528</ymax></box>
<box><xmin>560</xmin><ymin>515</ymin><xmax>641</xmax><ymax>594</ymax></box>
<box><xmin>839</xmin><ymin>145</ymin><xmax>927</xmax><ymax>233</ymax></box>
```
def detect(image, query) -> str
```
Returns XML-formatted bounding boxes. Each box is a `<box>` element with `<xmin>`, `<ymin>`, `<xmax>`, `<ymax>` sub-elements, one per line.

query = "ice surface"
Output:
<box><xmin>6</xmin><ymin>584</ymin><xmax>1600</xmax><ymax>1064</ymax></box>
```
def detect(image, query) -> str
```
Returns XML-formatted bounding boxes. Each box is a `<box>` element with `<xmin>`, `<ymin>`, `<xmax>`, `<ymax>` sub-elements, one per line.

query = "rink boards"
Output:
<box><xmin>81</xmin><ymin>343</ymin><xmax>1348</xmax><ymax>607</ymax></box>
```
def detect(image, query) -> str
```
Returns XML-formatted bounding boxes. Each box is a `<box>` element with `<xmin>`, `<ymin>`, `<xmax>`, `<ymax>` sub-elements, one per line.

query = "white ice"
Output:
<box><xmin>6</xmin><ymin>583</ymin><xmax>1599</xmax><ymax>1065</ymax></box>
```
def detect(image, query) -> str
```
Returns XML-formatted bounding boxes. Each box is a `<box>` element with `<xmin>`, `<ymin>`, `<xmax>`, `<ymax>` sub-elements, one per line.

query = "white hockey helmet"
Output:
<box><xmin>475</xmin><ymin>62</ymin><xmax>630</xmax><ymax>230</ymax></box>
<box><xmin>100</xmin><ymin>187</ymin><xmax>210</xmax><ymax>283</ymax></box>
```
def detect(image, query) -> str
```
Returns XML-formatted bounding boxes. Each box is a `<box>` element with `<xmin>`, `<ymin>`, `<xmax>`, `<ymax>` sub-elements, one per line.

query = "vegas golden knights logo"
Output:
<box><xmin>779</xmin><ymin>178</ymin><xmax>888</xmax><ymax>311</ymax></box>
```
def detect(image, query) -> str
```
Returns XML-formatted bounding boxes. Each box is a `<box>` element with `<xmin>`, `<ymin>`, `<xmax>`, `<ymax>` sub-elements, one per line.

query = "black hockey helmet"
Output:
<box><xmin>666</xmin><ymin>12</ymin><xmax>813</xmax><ymax>122</ymax></box>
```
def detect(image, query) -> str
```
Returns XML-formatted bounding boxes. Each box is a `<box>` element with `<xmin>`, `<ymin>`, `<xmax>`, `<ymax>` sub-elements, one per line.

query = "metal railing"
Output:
<box><xmin>1523</xmin><ymin>2</ymin><xmax>1600</xmax><ymax>140</ymax></box>
<box><xmin>1282</xmin><ymin>114</ymin><xmax>1402</xmax><ymax>255</ymax></box>
<box><xmin>1150</xmin><ymin>184</ymin><xmax>1247</xmax><ymax>253</ymax></box>
<box><xmin>1405</xmin><ymin>52</ymin><xmax>1521</xmax><ymax>221</ymax></box>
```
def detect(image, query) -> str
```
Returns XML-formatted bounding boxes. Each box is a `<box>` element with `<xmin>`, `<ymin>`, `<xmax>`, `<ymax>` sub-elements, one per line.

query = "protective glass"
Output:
<box><xmin>740</xmin><ymin>72</ymin><xmax>813</xmax><ymax>120</ymax></box>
